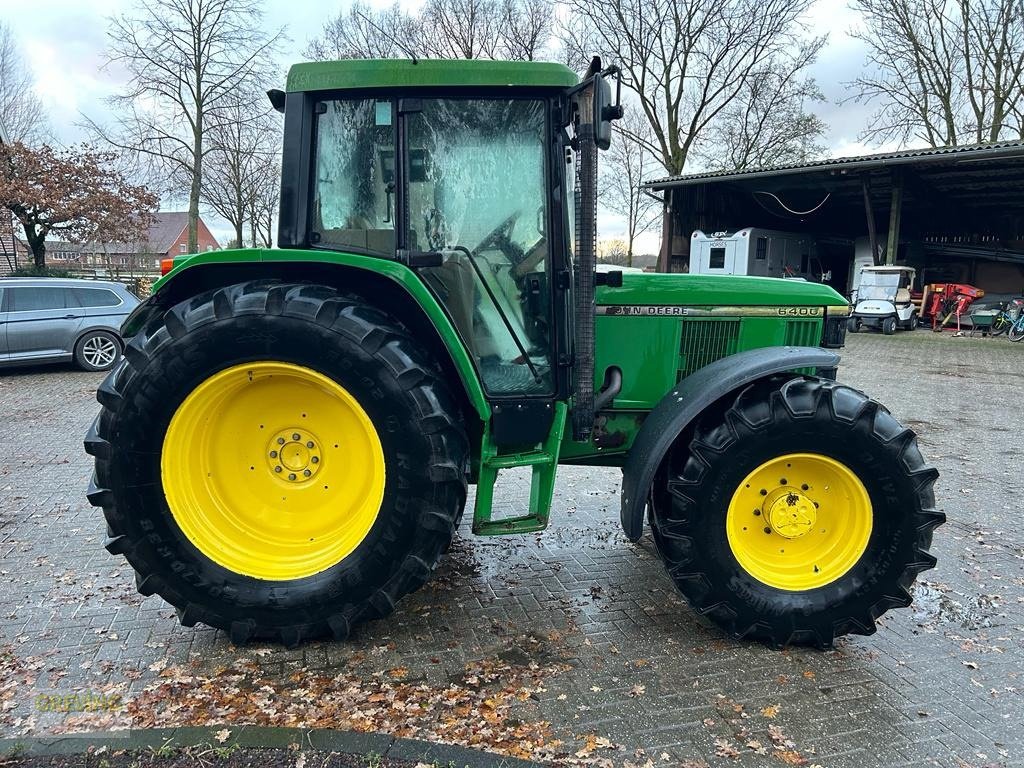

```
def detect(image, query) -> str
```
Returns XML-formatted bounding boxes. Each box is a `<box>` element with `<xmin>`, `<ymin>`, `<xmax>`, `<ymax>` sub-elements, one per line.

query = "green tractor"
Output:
<box><xmin>85</xmin><ymin>58</ymin><xmax>942</xmax><ymax>649</ymax></box>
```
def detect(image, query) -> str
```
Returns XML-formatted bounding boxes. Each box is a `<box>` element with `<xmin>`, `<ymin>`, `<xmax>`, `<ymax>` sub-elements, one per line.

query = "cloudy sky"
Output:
<box><xmin>0</xmin><ymin>0</ymin><xmax>886</xmax><ymax>250</ymax></box>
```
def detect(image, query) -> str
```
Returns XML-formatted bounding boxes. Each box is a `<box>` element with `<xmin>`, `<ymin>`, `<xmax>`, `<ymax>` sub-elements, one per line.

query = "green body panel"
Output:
<box><xmin>558</xmin><ymin>273</ymin><xmax>847</xmax><ymax>463</ymax></box>
<box><xmin>286</xmin><ymin>59</ymin><xmax>579</xmax><ymax>94</ymax></box>
<box><xmin>597</xmin><ymin>272</ymin><xmax>845</xmax><ymax>308</ymax></box>
<box><xmin>153</xmin><ymin>248</ymin><xmax>491</xmax><ymax>422</ymax></box>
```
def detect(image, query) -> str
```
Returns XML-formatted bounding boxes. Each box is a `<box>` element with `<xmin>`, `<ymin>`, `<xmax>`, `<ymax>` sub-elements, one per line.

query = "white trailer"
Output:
<box><xmin>689</xmin><ymin>228</ymin><xmax>824</xmax><ymax>280</ymax></box>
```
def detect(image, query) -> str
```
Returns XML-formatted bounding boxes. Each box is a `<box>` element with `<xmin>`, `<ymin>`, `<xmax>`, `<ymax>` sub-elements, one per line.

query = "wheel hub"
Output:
<box><xmin>267</xmin><ymin>429</ymin><xmax>322</xmax><ymax>482</ymax></box>
<box><xmin>725</xmin><ymin>453</ymin><xmax>873</xmax><ymax>591</ymax></box>
<box><xmin>765</xmin><ymin>488</ymin><xmax>817</xmax><ymax>538</ymax></box>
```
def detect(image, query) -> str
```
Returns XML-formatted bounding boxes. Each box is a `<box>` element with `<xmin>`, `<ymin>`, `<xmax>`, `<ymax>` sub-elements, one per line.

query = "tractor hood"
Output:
<box><xmin>596</xmin><ymin>273</ymin><xmax>848</xmax><ymax>311</ymax></box>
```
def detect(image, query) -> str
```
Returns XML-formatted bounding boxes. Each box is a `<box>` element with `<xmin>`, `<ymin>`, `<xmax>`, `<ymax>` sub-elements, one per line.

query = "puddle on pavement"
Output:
<box><xmin>912</xmin><ymin>582</ymin><xmax>1004</xmax><ymax>630</ymax></box>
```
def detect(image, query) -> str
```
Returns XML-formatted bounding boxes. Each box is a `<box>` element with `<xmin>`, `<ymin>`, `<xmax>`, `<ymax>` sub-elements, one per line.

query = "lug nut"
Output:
<box><xmin>311</xmin><ymin>456</ymin><xmax>319</xmax><ymax>464</ymax></box>
<box><xmin>303</xmin><ymin>469</ymin><xmax>311</xmax><ymax>477</ymax></box>
<box><xmin>277</xmin><ymin>437</ymin><xmax>285</xmax><ymax>445</ymax></box>
<box><xmin>274</xmin><ymin>466</ymin><xmax>282</xmax><ymax>473</ymax></box>
<box><xmin>269</xmin><ymin>450</ymin><xmax>278</xmax><ymax>458</ymax></box>
<box><xmin>288</xmin><ymin>473</ymin><xmax>297</xmax><ymax>481</ymax></box>
<box><xmin>306</xmin><ymin>441</ymin><xmax>314</xmax><ymax>448</ymax></box>
<box><xmin>292</xmin><ymin>433</ymin><xmax>300</xmax><ymax>441</ymax></box>
<box><xmin>764</xmin><ymin>527</ymin><xmax>772</xmax><ymax>534</ymax></box>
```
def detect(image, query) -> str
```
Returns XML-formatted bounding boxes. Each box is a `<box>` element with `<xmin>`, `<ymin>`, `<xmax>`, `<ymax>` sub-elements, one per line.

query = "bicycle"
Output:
<box><xmin>990</xmin><ymin>299</ymin><xmax>1024</xmax><ymax>340</ymax></box>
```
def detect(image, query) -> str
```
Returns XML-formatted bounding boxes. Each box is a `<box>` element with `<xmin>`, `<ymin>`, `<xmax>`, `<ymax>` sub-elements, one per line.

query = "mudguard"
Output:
<box><xmin>619</xmin><ymin>346</ymin><xmax>841</xmax><ymax>541</ymax></box>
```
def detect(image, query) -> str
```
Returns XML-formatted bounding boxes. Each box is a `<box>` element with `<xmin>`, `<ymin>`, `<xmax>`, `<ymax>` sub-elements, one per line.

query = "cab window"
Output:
<box><xmin>312</xmin><ymin>99</ymin><xmax>396</xmax><ymax>256</ymax></box>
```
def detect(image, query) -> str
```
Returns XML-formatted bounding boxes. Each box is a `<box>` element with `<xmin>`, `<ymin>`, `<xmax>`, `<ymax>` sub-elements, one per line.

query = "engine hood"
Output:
<box><xmin>596</xmin><ymin>273</ymin><xmax>848</xmax><ymax>309</ymax></box>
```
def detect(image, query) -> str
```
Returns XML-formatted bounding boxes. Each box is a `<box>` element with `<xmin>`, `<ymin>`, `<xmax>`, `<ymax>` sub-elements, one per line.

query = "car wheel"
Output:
<box><xmin>882</xmin><ymin>316</ymin><xmax>897</xmax><ymax>335</ymax></box>
<box><xmin>847</xmin><ymin>317</ymin><xmax>861</xmax><ymax>333</ymax></box>
<box><xmin>906</xmin><ymin>312</ymin><xmax>919</xmax><ymax>331</ymax></box>
<box><xmin>75</xmin><ymin>330</ymin><xmax>122</xmax><ymax>371</ymax></box>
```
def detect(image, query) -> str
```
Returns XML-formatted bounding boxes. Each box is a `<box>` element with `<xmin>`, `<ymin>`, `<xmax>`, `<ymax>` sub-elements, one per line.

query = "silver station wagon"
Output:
<box><xmin>0</xmin><ymin>278</ymin><xmax>140</xmax><ymax>371</ymax></box>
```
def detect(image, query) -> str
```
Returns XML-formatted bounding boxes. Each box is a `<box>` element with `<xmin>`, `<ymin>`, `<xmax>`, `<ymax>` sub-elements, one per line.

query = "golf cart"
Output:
<box><xmin>848</xmin><ymin>265</ymin><xmax>918</xmax><ymax>334</ymax></box>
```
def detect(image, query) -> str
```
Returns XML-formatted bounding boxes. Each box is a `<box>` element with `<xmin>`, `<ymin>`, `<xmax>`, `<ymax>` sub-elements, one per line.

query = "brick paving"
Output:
<box><xmin>1</xmin><ymin>331</ymin><xmax>1022</xmax><ymax>767</ymax></box>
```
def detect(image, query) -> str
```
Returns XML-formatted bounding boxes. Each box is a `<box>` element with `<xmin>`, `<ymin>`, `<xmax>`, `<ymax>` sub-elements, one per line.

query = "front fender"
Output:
<box><xmin>619</xmin><ymin>346</ymin><xmax>841</xmax><ymax>541</ymax></box>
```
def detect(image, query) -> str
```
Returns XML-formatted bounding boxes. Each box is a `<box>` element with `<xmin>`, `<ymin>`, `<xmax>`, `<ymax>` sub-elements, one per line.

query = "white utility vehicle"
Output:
<box><xmin>848</xmin><ymin>265</ymin><xmax>918</xmax><ymax>334</ymax></box>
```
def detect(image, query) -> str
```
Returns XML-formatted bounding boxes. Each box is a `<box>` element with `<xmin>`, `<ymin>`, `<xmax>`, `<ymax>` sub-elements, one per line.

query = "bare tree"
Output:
<box><xmin>564</xmin><ymin>0</ymin><xmax>824</xmax><ymax>176</ymax></box>
<box><xmin>0</xmin><ymin>23</ymin><xmax>47</xmax><ymax>144</ymax></box>
<box><xmin>306</xmin><ymin>2</ymin><xmax>421</xmax><ymax>60</ymax></box>
<box><xmin>700</xmin><ymin>54</ymin><xmax>827</xmax><ymax>170</ymax></box>
<box><xmin>86</xmin><ymin>0</ymin><xmax>284</xmax><ymax>253</ymax></box>
<box><xmin>849</xmin><ymin>0</ymin><xmax>1024</xmax><ymax>146</ymax></box>
<box><xmin>307</xmin><ymin>0</ymin><xmax>554</xmax><ymax>61</ymax></box>
<box><xmin>500</xmin><ymin>0</ymin><xmax>554</xmax><ymax>60</ymax></box>
<box><xmin>600</xmin><ymin>110</ymin><xmax>660</xmax><ymax>266</ymax></box>
<box><xmin>203</xmin><ymin>99</ymin><xmax>280</xmax><ymax>248</ymax></box>
<box><xmin>248</xmin><ymin>159</ymin><xmax>279</xmax><ymax>247</ymax></box>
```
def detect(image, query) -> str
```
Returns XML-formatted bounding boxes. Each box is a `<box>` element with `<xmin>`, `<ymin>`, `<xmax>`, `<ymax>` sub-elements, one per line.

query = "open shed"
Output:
<box><xmin>644</xmin><ymin>141</ymin><xmax>1024</xmax><ymax>298</ymax></box>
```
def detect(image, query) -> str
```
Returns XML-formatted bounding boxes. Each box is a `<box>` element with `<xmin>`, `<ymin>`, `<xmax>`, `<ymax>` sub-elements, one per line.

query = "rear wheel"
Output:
<box><xmin>85</xmin><ymin>281</ymin><xmax>468</xmax><ymax>646</ymax></box>
<box><xmin>905</xmin><ymin>312</ymin><xmax>919</xmax><ymax>331</ymax></box>
<box><xmin>1009</xmin><ymin>321</ymin><xmax>1024</xmax><ymax>342</ymax></box>
<box><xmin>990</xmin><ymin>315</ymin><xmax>1010</xmax><ymax>336</ymax></box>
<box><xmin>650</xmin><ymin>376</ymin><xmax>942</xmax><ymax>648</ymax></box>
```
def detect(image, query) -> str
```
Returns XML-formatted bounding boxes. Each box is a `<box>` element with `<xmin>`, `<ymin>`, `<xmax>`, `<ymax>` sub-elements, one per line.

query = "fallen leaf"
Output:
<box><xmin>714</xmin><ymin>738</ymin><xmax>740</xmax><ymax>759</ymax></box>
<box><xmin>761</xmin><ymin>704</ymin><xmax>780</xmax><ymax>718</ymax></box>
<box><xmin>214</xmin><ymin>728</ymin><xmax>231</xmax><ymax>744</ymax></box>
<box><xmin>629</xmin><ymin>684</ymin><xmax>646</xmax><ymax>697</ymax></box>
<box><xmin>963</xmin><ymin>661</ymin><xmax>979</xmax><ymax>669</ymax></box>
<box><xmin>802</xmin><ymin>670</ymin><xmax>816</xmax><ymax>679</ymax></box>
<box><xmin>775</xmin><ymin>749</ymin><xmax>809</xmax><ymax>765</ymax></box>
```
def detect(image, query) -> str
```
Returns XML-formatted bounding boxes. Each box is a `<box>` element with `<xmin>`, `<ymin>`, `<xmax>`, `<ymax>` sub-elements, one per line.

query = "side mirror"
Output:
<box><xmin>593</xmin><ymin>67</ymin><xmax>624</xmax><ymax>150</ymax></box>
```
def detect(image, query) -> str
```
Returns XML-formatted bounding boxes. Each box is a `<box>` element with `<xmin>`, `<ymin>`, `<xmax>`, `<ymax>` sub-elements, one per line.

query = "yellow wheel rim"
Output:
<box><xmin>726</xmin><ymin>453</ymin><xmax>872</xmax><ymax>591</ymax></box>
<box><xmin>161</xmin><ymin>362</ymin><xmax>386</xmax><ymax>581</ymax></box>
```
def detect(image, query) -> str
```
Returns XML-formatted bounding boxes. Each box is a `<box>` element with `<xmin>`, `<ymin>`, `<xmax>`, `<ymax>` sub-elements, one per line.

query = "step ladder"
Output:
<box><xmin>472</xmin><ymin>402</ymin><xmax>567</xmax><ymax>535</ymax></box>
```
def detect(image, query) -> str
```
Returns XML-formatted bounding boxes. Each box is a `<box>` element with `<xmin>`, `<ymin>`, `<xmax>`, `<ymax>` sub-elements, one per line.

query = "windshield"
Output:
<box><xmin>859</xmin><ymin>271</ymin><xmax>902</xmax><ymax>301</ymax></box>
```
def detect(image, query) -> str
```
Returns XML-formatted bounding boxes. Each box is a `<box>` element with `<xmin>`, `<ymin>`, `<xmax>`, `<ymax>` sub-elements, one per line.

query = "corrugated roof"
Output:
<box><xmin>644</xmin><ymin>140</ymin><xmax>1024</xmax><ymax>189</ymax></box>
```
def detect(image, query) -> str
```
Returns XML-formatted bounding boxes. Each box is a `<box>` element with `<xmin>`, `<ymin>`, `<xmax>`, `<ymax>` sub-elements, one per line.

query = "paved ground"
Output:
<box><xmin>1</xmin><ymin>331</ymin><xmax>1022</xmax><ymax>767</ymax></box>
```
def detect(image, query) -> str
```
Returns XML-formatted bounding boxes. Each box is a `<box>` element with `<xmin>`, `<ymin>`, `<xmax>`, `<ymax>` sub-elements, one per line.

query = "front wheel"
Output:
<box><xmin>846</xmin><ymin>317</ymin><xmax>861</xmax><ymax>333</ymax></box>
<box><xmin>882</xmin><ymin>316</ymin><xmax>897</xmax><ymax>335</ymax></box>
<box><xmin>650</xmin><ymin>376</ymin><xmax>943</xmax><ymax>648</ymax></box>
<box><xmin>1010</xmin><ymin>321</ymin><xmax>1024</xmax><ymax>342</ymax></box>
<box><xmin>85</xmin><ymin>282</ymin><xmax>468</xmax><ymax>646</ymax></box>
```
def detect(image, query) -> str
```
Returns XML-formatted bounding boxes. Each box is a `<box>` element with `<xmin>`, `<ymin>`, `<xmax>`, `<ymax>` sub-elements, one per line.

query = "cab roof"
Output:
<box><xmin>286</xmin><ymin>59</ymin><xmax>579</xmax><ymax>93</ymax></box>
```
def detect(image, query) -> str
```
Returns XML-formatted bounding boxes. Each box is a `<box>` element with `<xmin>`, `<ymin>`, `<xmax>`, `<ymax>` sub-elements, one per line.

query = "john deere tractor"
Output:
<box><xmin>85</xmin><ymin>58</ymin><xmax>942</xmax><ymax>649</ymax></box>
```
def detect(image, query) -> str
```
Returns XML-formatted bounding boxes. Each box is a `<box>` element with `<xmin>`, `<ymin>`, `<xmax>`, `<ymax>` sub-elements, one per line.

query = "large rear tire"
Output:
<box><xmin>650</xmin><ymin>376</ymin><xmax>943</xmax><ymax>648</ymax></box>
<box><xmin>85</xmin><ymin>281</ymin><xmax>468</xmax><ymax>646</ymax></box>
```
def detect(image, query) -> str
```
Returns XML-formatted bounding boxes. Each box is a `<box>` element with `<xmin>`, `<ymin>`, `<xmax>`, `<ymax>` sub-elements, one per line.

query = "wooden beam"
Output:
<box><xmin>862</xmin><ymin>175</ymin><xmax>881</xmax><ymax>266</ymax></box>
<box><xmin>886</xmin><ymin>169</ymin><xmax>904</xmax><ymax>264</ymax></box>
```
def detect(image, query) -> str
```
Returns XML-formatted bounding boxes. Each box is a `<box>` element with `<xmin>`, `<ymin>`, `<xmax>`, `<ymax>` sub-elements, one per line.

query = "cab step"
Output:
<box><xmin>473</xmin><ymin>402</ymin><xmax>567</xmax><ymax>535</ymax></box>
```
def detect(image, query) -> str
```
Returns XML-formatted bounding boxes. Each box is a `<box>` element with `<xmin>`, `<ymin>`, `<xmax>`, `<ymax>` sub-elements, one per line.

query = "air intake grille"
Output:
<box><xmin>679</xmin><ymin>319</ymin><xmax>740</xmax><ymax>379</ymax></box>
<box><xmin>784</xmin><ymin>319</ymin><xmax>821</xmax><ymax>347</ymax></box>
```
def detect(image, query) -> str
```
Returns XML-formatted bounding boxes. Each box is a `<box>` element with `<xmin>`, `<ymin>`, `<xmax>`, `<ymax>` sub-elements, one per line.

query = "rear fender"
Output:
<box><xmin>619</xmin><ymin>346</ymin><xmax>841</xmax><ymax>541</ymax></box>
<box><xmin>125</xmin><ymin>249</ymin><xmax>490</xmax><ymax>423</ymax></box>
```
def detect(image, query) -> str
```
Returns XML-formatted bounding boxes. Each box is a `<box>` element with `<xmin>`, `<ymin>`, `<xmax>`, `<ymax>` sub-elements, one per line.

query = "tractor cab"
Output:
<box><xmin>849</xmin><ymin>265</ymin><xmax>919</xmax><ymax>334</ymax></box>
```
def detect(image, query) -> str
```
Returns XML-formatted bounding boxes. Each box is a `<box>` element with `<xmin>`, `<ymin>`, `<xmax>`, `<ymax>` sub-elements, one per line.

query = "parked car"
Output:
<box><xmin>0</xmin><ymin>278</ymin><xmax>140</xmax><ymax>372</ymax></box>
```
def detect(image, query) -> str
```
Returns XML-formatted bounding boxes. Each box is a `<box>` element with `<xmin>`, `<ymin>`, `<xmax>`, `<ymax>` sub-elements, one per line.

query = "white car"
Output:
<box><xmin>848</xmin><ymin>266</ymin><xmax>918</xmax><ymax>335</ymax></box>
